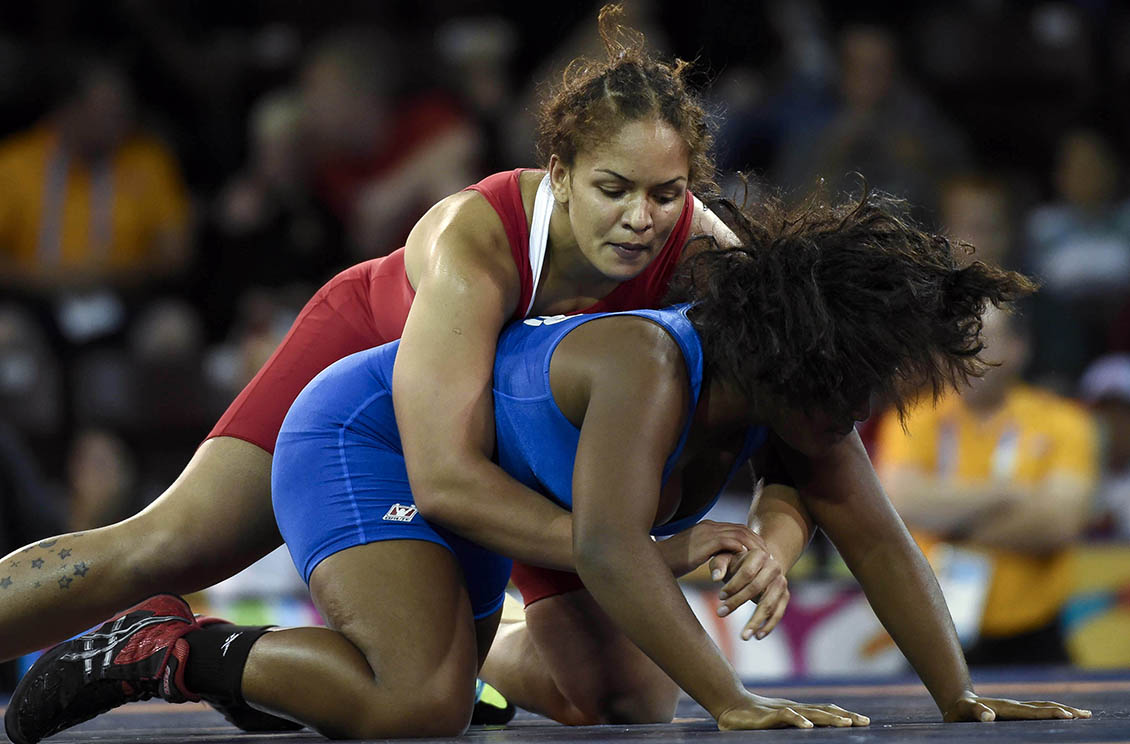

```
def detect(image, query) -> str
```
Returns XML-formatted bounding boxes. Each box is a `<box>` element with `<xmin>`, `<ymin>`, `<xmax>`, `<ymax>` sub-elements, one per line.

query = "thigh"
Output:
<box><xmin>310</xmin><ymin>540</ymin><xmax>479</xmax><ymax>698</ymax></box>
<box><xmin>125</xmin><ymin>436</ymin><xmax>280</xmax><ymax>590</ymax></box>
<box><xmin>272</xmin><ymin>399</ymin><xmax>511</xmax><ymax>620</ymax></box>
<box><xmin>525</xmin><ymin>589</ymin><xmax>679</xmax><ymax>721</ymax></box>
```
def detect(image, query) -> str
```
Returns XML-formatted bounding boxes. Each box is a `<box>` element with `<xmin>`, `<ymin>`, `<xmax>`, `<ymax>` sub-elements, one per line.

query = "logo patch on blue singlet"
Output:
<box><xmin>382</xmin><ymin>503</ymin><xmax>418</xmax><ymax>522</ymax></box>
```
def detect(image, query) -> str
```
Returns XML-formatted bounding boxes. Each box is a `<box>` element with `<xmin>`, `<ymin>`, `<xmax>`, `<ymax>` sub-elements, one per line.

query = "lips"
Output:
<box><xmin>611</xmin><ymin>242</ymin><xmax>650</xmax><ymax>260</ymax></box>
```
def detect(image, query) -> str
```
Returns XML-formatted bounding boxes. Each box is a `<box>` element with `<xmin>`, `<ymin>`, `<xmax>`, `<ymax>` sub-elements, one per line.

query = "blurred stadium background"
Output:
<box><xmin>2</xmin><ymin>0</ymin><xmax>1129</xmax><ymax>690</ymax></box>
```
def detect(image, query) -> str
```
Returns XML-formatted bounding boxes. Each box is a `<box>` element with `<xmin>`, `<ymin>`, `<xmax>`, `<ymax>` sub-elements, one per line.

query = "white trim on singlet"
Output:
<box><xmin>525</xmin><ymin>174</ymin><xmax>554</xmax><ymax>317</ymax></box>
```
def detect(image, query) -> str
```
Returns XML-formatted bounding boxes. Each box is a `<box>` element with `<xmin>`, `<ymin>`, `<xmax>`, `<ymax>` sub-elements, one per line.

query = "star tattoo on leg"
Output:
<box><xmin>31</xmin><ymin>558</ymin><xmax>44</xmax><ymax>569</ymax></box>
<box><xmin>73</xmin><ymin>562</ymin><xmax>90</xmax><ymax>577</ymax></box>
<box><xmin>57</xmin><ymin>548</ymin><xmax>72</xmax><ymax>560</ymax></box>
<box><xmin>0</xmin><ymin>576</ymin><xmax>12</xmax><ymax>589</ymax></box>
<box><xmin>58</xmin><ymin>577</ymin><xmax>72</xmax><ymax>589</ymax></box>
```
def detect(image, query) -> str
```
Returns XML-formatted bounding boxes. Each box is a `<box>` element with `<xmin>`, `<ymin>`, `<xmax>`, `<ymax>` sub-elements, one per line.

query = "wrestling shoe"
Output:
<box><xmin>201</xmin><ymin>694</ymin><xmax>303</xmax><ymax>732</ymax></box>
<box><xmin>471</xmin><ymin>679</ymin><xmax>515</xmax><ymax>726</ymax></box>
<box><xmin>4</xmin><ymin>594</ymin><xmax>204</xmax><ymax>744</ymax></box>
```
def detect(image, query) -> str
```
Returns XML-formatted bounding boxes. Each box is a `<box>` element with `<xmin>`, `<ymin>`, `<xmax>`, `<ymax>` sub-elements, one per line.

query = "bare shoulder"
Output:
<box><xmin>688</xmin><ymin>197</ymin><xmax>742</xmax><ymax>250</ymax></box>
<box><xmin>553</xmin><ymin>314</ymin><xmax>690</xmax><ymax>430</ymax></box>
<box><xmin>403</xmin><ymin>187</ymin><xmax>517</xmax><ymax>292</ymax></box>
<box><xmin>518</xmin><ymin>168</ymin><xmax>548</xmax><ymax>216</ymax></box>
<box><xmin>567</xmin><ymin>315</ymin><xmax>689</xmax><ymax>391</ymax></box>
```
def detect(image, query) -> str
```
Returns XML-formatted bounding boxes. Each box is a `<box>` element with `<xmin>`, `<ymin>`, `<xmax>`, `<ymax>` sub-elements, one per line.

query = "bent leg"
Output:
<box><xmin>240</xmin><ymin>540</ymin><xmax>487</xmax><ymax>738</ymax></box>
<box><xmin>483</xmin><ymin>589</ymin><xmax>680</xmax><ymax>725</ymax></box>
<box><xmin>0</xmin><ymin>437</ymin><xmax>278</xmax><ymax>661</ymax></box>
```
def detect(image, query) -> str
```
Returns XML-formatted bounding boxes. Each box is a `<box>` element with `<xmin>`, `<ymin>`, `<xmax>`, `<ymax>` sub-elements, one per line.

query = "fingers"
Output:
<box><xmin>972</xmin><ymin>702</ymin><xmax>996</xmax><ymax>722</ymax></box>
<box><xmin>992</xmin><ymin>700</ymin><xmax>1091</xmax><ymax>720</ymax></box>
<box><xmin>791</xmin><ymin>703</ymin><xmax>868</xmax><ymax>727</ymax></box>
<box><xmin>826</xmin><ymin>704</ymin><xmax>870</xmax><ymax>726</ymax></box>
<box><xmin>1021</xmin><ymin>701</ymin><xmax>1091</xmax><ymax>718</ymax></box>
<box><xmin>720</xmin><ymin>550</ymin><xmax>769</xmax><ymax>595</ymax></box>
<box><xmin>775</xmin><ymin>707</ymin><xmax>814</xmax><ymax>729</ymax></box>
<box><xmin>716</xmin><ymin>553</ymin><xmax>786</xmax><ymax>621</ymax></box>
<box><xmin>718</xmin><ymin>698</ymin><xmax>870</xmax><ymax>731</ymax></box>
<box><xmin>708</xmin><ymin>553</ymin><xmax>732</xmax><ymax>582</ymax></box>
<box><xmin>961</xmin><ymin>696</ymin><xmax>1092</xmax><ymax>722</ymax></box>
<box><xmin>741</xmin><ymin>577</ymin><xmax>788</xmax><ymax>639</ymax></box>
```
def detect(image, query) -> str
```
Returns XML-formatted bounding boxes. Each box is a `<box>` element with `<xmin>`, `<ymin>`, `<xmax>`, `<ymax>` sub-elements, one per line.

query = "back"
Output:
<box><xmin>492</xmin><ymin>305</ymin><xmax>765</xmax><ymax>535</ymax></box>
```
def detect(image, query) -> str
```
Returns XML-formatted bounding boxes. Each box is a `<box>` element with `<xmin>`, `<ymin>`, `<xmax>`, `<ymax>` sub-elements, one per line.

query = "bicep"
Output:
<box><xmin>783</xmin><ymin>432</ymin><xmax>912</xmax><ymax>559</ymax></box>
<box><xmin>571</xmin><ymin>347</ymin><xmax>688</xmax><ymax>542</ymax></box>
<box><xmin>393</xmin><ymin>232</ymin><xmax>517</xmax><ymax>475</ymax></box>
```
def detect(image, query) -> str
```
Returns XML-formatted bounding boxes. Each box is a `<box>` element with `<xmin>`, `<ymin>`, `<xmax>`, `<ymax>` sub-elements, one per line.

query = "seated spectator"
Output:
<box><xmin>197</xmin><ymin>89</ymin><xmax>345</xmax><ymax>340</ymax></box>
<box><xmin>1079</xmin><ymin>354</ymin><xmax>1130</xmax><ymax>539</ymax></box>
<box><xmin>0</xmin><ymin>53</ymin><xmax>194</xmax><ymax>377</ymax></box>
<box><xmin>0</xmin><ymin>55</ymin><xmax>191</xmax><ymax>298</ymax></box>
<box><xmin>940</xmin><ymin>174</ymin><xmax>1017</xmax><ymax>268</ymax></box>
<box><xmin>298</xmin><ymin>29</ymin><xmax>482</xmax><ymax>257</ymax></box>
<box><xmin>1023</xmin><ymin>128</ymin><xmax>1130</xmax><ymax>386</ymax></box>
<box><xmin>65</xmin><ymin>428</ymin><xmax>138</xmax><ymax>532</ymax></box>
<box><xmin>876</xmin><ymin>306</ymin><xmax>1099</xmax><ymax>665</ymax></box>
<box><xmin>774</xmin><ymin>23</ymin><xmax>969</xmax><ymax>217</ymax></box>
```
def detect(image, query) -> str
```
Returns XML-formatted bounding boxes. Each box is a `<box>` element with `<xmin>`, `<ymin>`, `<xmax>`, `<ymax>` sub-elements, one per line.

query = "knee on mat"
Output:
<box><xmin>570</xmin><ymin>688</ymin><xmax>679</xmax><ymax>725</ymax></box>
<box><xmin>338</xmin><ymin>688</ymin><xmax>474</xmax><ymax>739</ymax></box>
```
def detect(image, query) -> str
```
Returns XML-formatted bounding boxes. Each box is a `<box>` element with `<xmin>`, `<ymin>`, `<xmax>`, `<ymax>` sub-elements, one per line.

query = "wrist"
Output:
<box><xmin>938</xmin><ymin>688</ymin><xmax>978</xmax><ymax>718</ymax></box>
<box><xmin>705</xmin><ymin>683</ymin><xmax>753</xmax><ymax>720</ymax></box>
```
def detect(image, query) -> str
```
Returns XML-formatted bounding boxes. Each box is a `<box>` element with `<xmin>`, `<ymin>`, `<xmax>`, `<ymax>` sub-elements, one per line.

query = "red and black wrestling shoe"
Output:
<box><xmin>4</xmin><ymin>594</ymin><xmax>204</xmax><ymax>744</ymax></box>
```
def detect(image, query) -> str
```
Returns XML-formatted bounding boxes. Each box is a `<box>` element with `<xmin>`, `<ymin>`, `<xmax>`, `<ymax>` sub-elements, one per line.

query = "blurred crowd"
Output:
<box><xmin>2</xmin><ymin>0</ymin><xmax>1130</xmax><ymax>673</ymax></box>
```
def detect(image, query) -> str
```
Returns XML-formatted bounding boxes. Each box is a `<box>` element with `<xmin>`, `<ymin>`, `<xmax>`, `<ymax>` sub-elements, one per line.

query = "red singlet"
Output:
<box><xmin>207</xmin><ymin>168</ymin><xmax>696</xmax><ymax>604</ymax></box>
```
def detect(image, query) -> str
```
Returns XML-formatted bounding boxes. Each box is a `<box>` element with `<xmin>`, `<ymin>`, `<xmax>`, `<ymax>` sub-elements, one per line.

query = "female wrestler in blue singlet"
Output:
<box><xmin>272</xmin><ymin>304</ymin><xmax>766</xmax><ymax>623</ymax></box>
<box><xmin>10</xmin><ymin>190</ymin><xmax>1092</xmax><ymax>743</ymax></box>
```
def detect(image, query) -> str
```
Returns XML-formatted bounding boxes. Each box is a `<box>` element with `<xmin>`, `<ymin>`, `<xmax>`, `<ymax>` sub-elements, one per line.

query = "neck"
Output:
<box><xmin>537</xmin><ymin>202</ymin><xmax>619</xmax><ymax>313</ymax></box>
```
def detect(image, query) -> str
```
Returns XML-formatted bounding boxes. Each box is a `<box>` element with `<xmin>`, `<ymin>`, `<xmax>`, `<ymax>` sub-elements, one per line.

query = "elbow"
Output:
<box><xmin>573</xmin><ymin>530</ymin><xmax>625</xmax><ymax>584</ymax></box>
<box><xmin>404</xmin><ymin>457</ymin><xmax>468</xmax><ymax>521</ymax></box>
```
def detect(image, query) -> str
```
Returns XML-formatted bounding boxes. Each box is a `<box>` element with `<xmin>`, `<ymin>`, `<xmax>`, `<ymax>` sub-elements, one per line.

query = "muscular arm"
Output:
<box><xmin>393</xmin><ymin>192</ymin><xmax>576</xmax><ymax>569</ymax></box>
<box><xmin>783</xmin><ymin>433</ymin><xmax>975</xmax><ymax>717</ymax></box>
<box><xmin>570</xmin><ymin>322</ymin><xmax>747</xmax><ymax>718</ymax></box>
<box><xmin>750</xmin><ymin>483</ymin><xmax>815</xmax><ymax>572</ymax></box>
<box><xmin>883</xmin><ymin>466</ymin><xmax>1092</xmax><ymax>552</ymax></box>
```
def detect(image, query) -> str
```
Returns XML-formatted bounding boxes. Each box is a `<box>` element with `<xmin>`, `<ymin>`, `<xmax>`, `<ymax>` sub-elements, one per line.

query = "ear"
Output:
<box><xmin>547</xmin><ymin>154</ymin><xmax>571</xmax><ymax>205</ymax></box>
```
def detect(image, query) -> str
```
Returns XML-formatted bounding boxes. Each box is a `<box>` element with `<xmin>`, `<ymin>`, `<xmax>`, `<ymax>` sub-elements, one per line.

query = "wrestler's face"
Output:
<box><xmin>549</xmin><ymin>118</ymin><xmax>690</xmax><ymax>282</ymax></box>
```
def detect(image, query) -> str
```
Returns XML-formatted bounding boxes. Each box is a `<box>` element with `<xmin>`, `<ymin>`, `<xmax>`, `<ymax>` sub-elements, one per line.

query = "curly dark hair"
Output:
<box><xmin>666</xmin><ymin>187</ymin><xmax>1038</xmax><ymax>422</ymax></box>
<box><xmin>535</xmin><ymin>4</ymin><xmax>716</xmax><ymax>192</ymax></box>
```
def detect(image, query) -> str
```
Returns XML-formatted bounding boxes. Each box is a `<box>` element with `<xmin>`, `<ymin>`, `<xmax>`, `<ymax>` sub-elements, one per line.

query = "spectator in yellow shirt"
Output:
<box><xmin>876</xmin><ymin>305</ymin><xmax>1098</xmax><ymax>665</ymax></box>
<box><xmin>0</xmin><ymin>57</ymin><xmax>191</xmax><ymax>295</ymax></box>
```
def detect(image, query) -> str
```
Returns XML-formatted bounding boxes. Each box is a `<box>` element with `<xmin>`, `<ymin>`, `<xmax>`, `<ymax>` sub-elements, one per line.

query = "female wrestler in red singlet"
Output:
<box><xmin>0</xmin><ymin>5</ymin><xmax>772</xmax><ymax>726</ymax></box>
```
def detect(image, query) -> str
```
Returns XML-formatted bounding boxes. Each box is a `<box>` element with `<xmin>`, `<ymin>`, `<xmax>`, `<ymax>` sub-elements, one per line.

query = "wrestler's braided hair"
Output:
<box><xmin>665</xmin><ymin>185</ymin><xmax>1038</xmax><ymax>423</ymax></box>
<box><xmin>536</xmin><ymin>4</ymin><xmax>716</xmax><ymax>193</ymax></box>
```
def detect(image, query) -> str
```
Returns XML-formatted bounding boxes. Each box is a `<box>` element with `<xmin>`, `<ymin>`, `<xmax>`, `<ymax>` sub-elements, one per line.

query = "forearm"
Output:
<box><xmin>965</xmin><ymin>490</ymin><xmax>1088</xmax><ymax>553</ymax></box>
<box><xmin>577</xmin><ymin>532</ymin><xmax>747</xmax><ymax>718</ymax></box>
<box><xmin>414</xmin><ymin>457</ymin><xmax>576</xmax><ymax>570</ymax></box>
<box><xmin>805</xmin><ymin>436</ymin><xmax>973</xmax><ymax>716</ymax></box>
<box><xmin>884</xmin><ymin>469</ymin><xmax>1015</xmax><ymax>536</ymax></box>
<box><xmin>846</xmin><ymin>531</ymin><xmax>972</xmax><ymax>714</ymax></box>
<box><xmin>751</xmin><ymin>485</ymin><xmax>813</xmax><ymax>572</ymax></box>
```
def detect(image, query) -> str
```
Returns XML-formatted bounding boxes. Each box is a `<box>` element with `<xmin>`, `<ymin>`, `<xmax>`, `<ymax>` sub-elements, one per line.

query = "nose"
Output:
<box><xmin>623</xmin><ymin>194</ymin><xmax>653</xmax><ymax>234</ymax></box>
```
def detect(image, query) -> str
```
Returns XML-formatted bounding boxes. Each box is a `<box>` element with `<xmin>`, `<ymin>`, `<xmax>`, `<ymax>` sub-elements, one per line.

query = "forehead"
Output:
<box><xmin>573</xmin><ymin>118</ymin><xmax>690</xmax><ymax>183</ymax></box>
